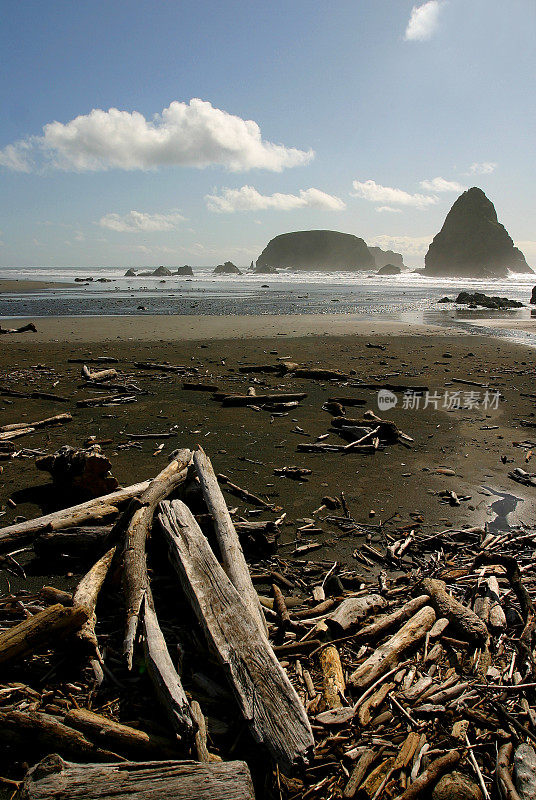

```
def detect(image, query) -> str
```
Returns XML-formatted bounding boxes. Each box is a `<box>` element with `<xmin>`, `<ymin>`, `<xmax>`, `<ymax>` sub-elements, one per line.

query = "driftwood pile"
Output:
<box><xmin>0</xmin><ymin>449</ymin><xmax>536</xmax><ymax>798</ymax></box>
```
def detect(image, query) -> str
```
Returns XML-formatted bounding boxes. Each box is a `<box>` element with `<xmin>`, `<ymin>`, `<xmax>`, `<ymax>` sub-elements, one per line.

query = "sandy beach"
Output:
<box><xmin>0</xmin><ymin>279</ymin><xmax>76</xmax><ymax>292</ymax></box>
<box><xmin>1</xmin><ymin>315</ymin><xmax>535</xmax><ymax>588</ymax></box>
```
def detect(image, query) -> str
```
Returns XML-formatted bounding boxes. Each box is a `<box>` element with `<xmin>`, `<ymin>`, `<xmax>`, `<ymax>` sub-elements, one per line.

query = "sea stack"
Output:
<box><xmin>256</xmin><ymin>230</ymin><xmax>375</xmax><ymax>271</ymax></box>
<box><xmin>423</xmin><ymin>188</ymin><xmax>532</xmax><ymax>278</ymax></box>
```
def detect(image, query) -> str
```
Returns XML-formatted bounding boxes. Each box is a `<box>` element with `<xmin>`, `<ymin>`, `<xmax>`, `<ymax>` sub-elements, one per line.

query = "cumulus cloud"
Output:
<box><xmin>351</xmin><ymin>179</ymin><xmax>437</xmax><ymax>209</ymax></box>
<box><xmin>0</xmin><ymin>99</ymin><xmax>314</xmax><ymax>173</ymax></box>
<box><xmin>99</xmin><ymin>210</ymin><xmax>186</xmax><ymax>233</ymax></box>
<box><xmin>404</xmin><ymin>1</ymin><xmax>444</xmax><ymax>41</ymax></box>
<box><xmin>468</xmin><ymin>161</ymin><xmax>497</xmax><ymax>175</ymax></box>
<box><xmin>205</xmin><ymin>185</ymin><xmax>346</xmax><ymax>213</ymax></box>
<box><xmin>419</xmin><ymin>177</ymin><xmax>466</xmax><ymax>192</ymax></box>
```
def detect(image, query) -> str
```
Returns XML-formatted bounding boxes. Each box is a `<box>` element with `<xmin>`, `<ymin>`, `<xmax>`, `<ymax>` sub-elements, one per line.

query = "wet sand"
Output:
<box><xmin>1</xmin><ymin>316</ymin><xmax>535</xmax><ymax>591</ymax></box>
<box><xmin>0</xmin><ymin>280</ymin><xmax>76</xmax><ymax>292</ymax></box>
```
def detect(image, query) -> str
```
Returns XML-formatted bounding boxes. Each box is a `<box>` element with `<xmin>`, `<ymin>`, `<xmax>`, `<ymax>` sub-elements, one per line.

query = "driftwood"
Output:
<box><xmin>421</xmin><ymin>578</ymin><xmax>489</xmax><ymax>644</ymax></box>
<box><xmin>73</xmin><ymin>547</ymin><xmax>116</xmax><ymax>673</ymax></box>
<box><xmin>0</xmin><ymin>603</ymin><xmax>89</xmax><ymax>666</ymax></box>
<box><xmin>349</xmin><ymin>605</ymin><xmax>436</xmax><ymax>689</ymax></box>
<box><xmin>0</xmin><ymin>480</ymin><xmax>151</xmax><ymax>550</ymax></box>
<box><xmin>319</xmin><ymin>645</ymin><xmax>346</xmax><ymax>708</ymax></box>
<box><xmin>64</xmin><ymin>708</ymin><xmax>180</xmax><ymax>760</ymax></box>
<box><xmin>123</xmin><ymin>449</ymin><xmax>192</xmax><ymax>668</ymax></box>
<box><xmin>36</xmin><ymin>445</ymin><xmax>118</xmax><ymax>499</ymax></box>
<box><xmin>82</xmin><ymin>364</ymin><xmax>118</xmax><ymax>382</ymax></box>
<box><xmin>0</xmin><ymin>322</ymin><xmax>37</xmax><ymax>334</ymax></box>
<box><xmin>356</xmin><ymin>595</ymin><xmax>430</xmax><ymax>640</ymax></box>
<box><xmin>134</xmin><ymin>361</ymin><xmax>192</xmax><ymax>372</ymax></box>
<box><xmin>194</xmin><ymin>448</ymin><xmax>267</xmax><ymax>635</ymax></box>
<box><xmin>33</xmin><ymin>527</ymin><xmax>111</xmax><ymax>560</ymax></box>
<box><xmin>0</xmin><ymin>712</ymin><xmax>119</xmax><ymax>762</ymax></box>
<box><xmin>18</xmin><ymin>754</ymin><xmax>255</xmax><ymax>800</ymax></box>
<box><xmin>220</xmin><ymin>392</ymin><xmax>307</xmax><ymax>407</ymax></box>
<box><xmin>158</xmin><ymin>499</ymin><xmax>314</xmax><ymax>772</ymax></box>
<box><xmin>77</xmin><ymin>394</ymin><xmax>137</xmax><ymax>408</ymax></box>
<box><xmin>0</xmin><ymin>413</ymin><xmax>72</xmax><ymax>434</ymax></box>
<box><xmin>217</xmin><ymin>473</ymin><xmax>273</xmax><ymax>508</ymax></box>
<box><xmin>326</xmin><ymin>594</ymin><xmax>386</xmax><ymax>635</ymax></box>
<box><xmin>395</xmin><ymin>750</ymin><xmax>462</xmax><ymax>800</ymax></box>
<box><xmin>142</xmin><ymin>590</ymin><xmax>196</xmax><ymax>739</ymax></box>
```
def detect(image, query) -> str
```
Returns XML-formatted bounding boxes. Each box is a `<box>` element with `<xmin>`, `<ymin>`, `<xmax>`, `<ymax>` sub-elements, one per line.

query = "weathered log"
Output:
<box><xmin>326</xmin><ymin>594</ymin><xmax>386</xmax><ymax>635</ymax></box>
<box><xmin>0</xmin><ymin>322</ymin><xmax>37</xmax><ymax>334</ymax></box>
<box><xmin>123</xmin><ymin>450</ymin><xmax>192</xmax><ymax>668</ymax></box>
<box><xmin>343</xmin><ymin>748</ymin><xmax>378</xmax><ymax>798</ymax></box>
<box><xmin>73</xmin><ymin>546</ymin><xmax>116</xmax><ymax>661</ymax></box>
<box><xmin>0</xmin><ymin>426</ymin><xmax>36</xmax><ymax>441</ymax></box>
<box><xmin>34</xmin><ymin>527</ymin><xmax>112</xmax><ymax>560</ymax></box>
<box><xmin>0</xmin><ymin>413</ymin><xmax>72</xmax><ymax>434</ymax></box>
<box><xmin>0</xmin><ymin>603</ymin><xmax>89</xmax><ymax>666</ymax></box>
<box><xmin>36</xmin><ymin>445</ymin><xmax>118</xmax><ymax>499</ymax></box>
<box><xmin>77</xmin><ymin>394</ymin><xmax>137</xmax><ymax>407</ymax></box>
<box><xmin>421</xmin><ymin>578</ymin><xmax>488</xmax><ymax>644</ymax></box>
<box><xmin>64</xmin><ymin>709</ymin><xmax>180</xmax><ymax>760</ymax></box>
<box><xmin>0</xmin><ymin>480</ymin><xmax>150</xmax><ymax>551</ymax></box>
<box><xmin>82</xmin><ymin>364</ymin><xmax>118</xmax><ymax>382</ymax></box>
<box><xmin>498</xmin><ymin>742</ymin><xmax>522</xmax><ymax>800</ymax></box>
<box><xmin>142</xmin><ymin>590</ymin><xmax>196</xmax><ymax>740</ymax></box>
<box><xmin>319</xmin><ymin>645</ymin><xmax>346</xmax><ymax>709</ymax></box>
<box><xmin>18</xmin><ymin>754</ymin><xmax>255</xmax><ymax>800</ymax></box>
<box><xmin>220</xmin><ymin>392</ymin><xmax>307</xmax><ymax>407</ymax></box>
<box><xmin>134</xmin><ymin>361</ymin><xmax>191</xmax><ymax>372</ymax></box>
<box><xmin>297</xmin><ymin>443</ymin><xmax>379</xmax><ymax>454</ymax></box>
<box><xmin>356</xmin><ymin>595</ymin><xmax>429</xmax><ymax>640</ymax></box>
<box><xmin>158</xmin><ymin>499</ymin><xmax>314</xmax><ymax>773</ymax></box>
<box><xmin>0</xmin><ymin>712</ymin><xmax>119</xmax><ymax>761</ymax></box>
<box><xmin>194</xmin><ymin>448</ymin><xmax>267</xmax><ymax>635</ymax></box>
<box><xmin>349</xmin><ymin>605</ymin><xmax>436</xmax><ymax>689</ymax></box>
<box><xmin>216</xmin><ymin>473</ymin><xmax>273</xmax><ymax>508</ymax></box>
<box><xmin>395</xmin><ymin>750</ymin><xmax>462</xmax><ymax>800</ymax></box>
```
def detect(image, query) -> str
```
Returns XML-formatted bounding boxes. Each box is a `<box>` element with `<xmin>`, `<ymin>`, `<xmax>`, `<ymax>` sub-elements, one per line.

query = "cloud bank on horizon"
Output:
<box><xmin>0</xmin><ymin>99</ymin><xmax>314</xmax><ymax>174</ymax></box>
<box><xmin>404</xmin><ymin>1</ymin><xmax>445</xmax><ymax>42</ymax></box>
<box><xmin>205</xmin><ymin>185</ymin><xmax>346</xmax><ymax>213</ymax></box>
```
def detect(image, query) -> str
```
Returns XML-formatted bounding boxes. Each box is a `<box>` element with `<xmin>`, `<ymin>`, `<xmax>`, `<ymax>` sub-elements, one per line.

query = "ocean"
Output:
<box><xmin>0</xmin><ymin>265</ymin><xmax>535</xmax><ymax>347</ymax></box>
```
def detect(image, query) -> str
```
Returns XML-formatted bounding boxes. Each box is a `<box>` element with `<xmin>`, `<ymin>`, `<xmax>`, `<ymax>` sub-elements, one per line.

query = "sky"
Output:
<box><xmin>0</xmin><ymin>0</ymin><xmax>534</xmax><ymax>268</ymax></box>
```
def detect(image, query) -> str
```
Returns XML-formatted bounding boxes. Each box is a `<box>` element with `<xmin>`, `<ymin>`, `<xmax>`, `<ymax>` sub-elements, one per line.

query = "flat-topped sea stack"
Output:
<box><xmin>423</xmin><ymin>188</ymin><xmax>532</xmax><ymax>278</ymax></box>
<box><xmin>256</xmin><ymin>230</ymin><xmax>375</xmax><ymax>271</ymax></box>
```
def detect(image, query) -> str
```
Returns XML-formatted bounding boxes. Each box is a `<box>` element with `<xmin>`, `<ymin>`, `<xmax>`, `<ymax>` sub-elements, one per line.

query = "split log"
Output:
<box><xmin>319</xmin><ymin>645</ymin><xmax>346</xmax><ymax>708</ymax></box>
<box><xmin>0</xmin><ymin>603</ymin><xmax>89</xmax><ymax>666</ymax></box>
<box><xmin>18</xmin><ymin>755</ymin><xmax>255</xmax><ymax>800</ymax></box>
<box><xmin>142</xmin><ymin>590</ymin><xmax>196</xmax><ymax>739</ymax></box>
<box><xmin>0</xmin><ymin>480</ymin><xmax>150</xmax><ymax>551</ymax></box>
<box><xmin>0</xmin><ymin>426</ymin><xmax>36</xmax><ymax>441</ymax></box>
<box><xmin>194</xmin><ymin>448</ymin><xmax>267</xmax><ymax>635</ymax></box>
<box><xmin>356</xmin><ymin>595</ymin><xmax>430</xmax><ymax>640</ymax></box>
<box><xmin>0</xmin><ymin>413</ymin><xmax>72</xmax><ymax>433</ymax></box>
<box><xmin>421</xmin><ymin>578</ymin><xmax>489</xmax><ymax>644</ymax></box>
<box><xmin>349</xmin><ymin>605</ymin><xmax>436</xmax><ymax>689</ymax></box>
<box><xmin>0</xmin><ymin>712</ymin><xmax>119</xmax><ymax>762</ymax></box>
<box><xmin>326</xmin><ymin>594</ymin><xmax>387</xmax><ymax>635</ymax></box>
<box><xmin>158</xmin><ymin>499</ymin><xmax>314</xmax><ymax>773</ymax></box>
<box><xmin>36</xmin><ymin>445</ymin><xmax>118</xmax><ymax>499</ymax></box>
<box><xmin>220</xmin><ymin>392</ymin><xmax>307</xmax><ymax>407</ymax></box>
<box><xmin>123</xmin><ymin>449</ymin><xmax>192</xmax><ymax>668</ymax></box>
<box><xmin>73</xmin><ymin>546</ymin><xmax>116</xmax><ymax>664</ymax></box>
<box><xmin>64</xmin><ymin>709</ymin><xmax>180</xmax><ymax>760</ymax></box>
<box><xmin>0</xmin><ymin>322</ymin><xmax>37</xmax><ymax>334</ymax></box>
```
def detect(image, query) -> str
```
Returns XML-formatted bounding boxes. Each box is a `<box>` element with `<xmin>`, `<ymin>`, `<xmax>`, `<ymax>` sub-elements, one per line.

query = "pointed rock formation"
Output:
<box><xmin>369</xmin><ymin>246</ymin><xmax>404</xmax><ymax>270</ymax></box>
<box><xmin>256</xmin><ymin>231</ymin><xmax>374</xmax><ymax>271</ymax></box>
<box><xmin>423</xmin><ymin>188</ymin><xmax>532</xmax><ymax>278</ymax></box>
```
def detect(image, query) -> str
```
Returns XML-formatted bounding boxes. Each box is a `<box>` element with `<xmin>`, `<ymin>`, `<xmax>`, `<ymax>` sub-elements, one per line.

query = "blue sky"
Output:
<box><xmin>0</xmin><ymin>0</ymin><xmax>534</xmax><ymax>268</ymax></box>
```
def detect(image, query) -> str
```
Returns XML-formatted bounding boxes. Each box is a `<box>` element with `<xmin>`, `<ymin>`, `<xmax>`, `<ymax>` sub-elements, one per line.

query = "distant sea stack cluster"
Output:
<box><xmin>423</xmin><ymin>187</ymin><xmax>532</xmax><ymax>278</ymax></box>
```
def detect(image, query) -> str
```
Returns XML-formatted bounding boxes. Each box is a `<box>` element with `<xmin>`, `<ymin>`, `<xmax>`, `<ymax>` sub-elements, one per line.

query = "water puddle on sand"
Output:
<box><xmin>482</xmin><ymin>486</ymin><xmax>524</xmax><ymax>532</ymax></box>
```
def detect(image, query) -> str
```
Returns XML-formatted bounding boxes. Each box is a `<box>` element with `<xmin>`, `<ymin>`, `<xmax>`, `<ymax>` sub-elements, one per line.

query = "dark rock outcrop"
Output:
<box><xmin>213</xmin><ymin>261</ymin><xmax>242</xmax><ymax>275</ymax></box>
<box><xmin>256</xmin><ymin>230</ymin><xmax>374</xmax><ymax>271</ymax></box>
<box><xmin>377</xmin><ymin>263</ymin><xmax>401</xmax><ymax>276</ymax></box>
<box><xmin>369</xmin><ymin>247</ymin><xmax>404</xmax><ymax>270</ymax></box>
<box><xmin>175</xmin><ymin>265</ymin><xmax>194</xmax><ymax>276</ymax></box>
<box><xmin>152</xmin><ymin>266</ymin><xmax>172</xmax><ymax>276</ymax></box>
<box><xmin>531</xmin><ymin>286</ymin><xmax>536</xmax><ymax>305</ymax></box>
<box><xmin>124</xmin><ymin>269</ymin><xmax>137</xmax><ymax>277</ymax></box>
<box><xmin>455</xmin><ymin>291</ymin><xmax>523</xmax><ymax>309</ymax></box>
<box><xmin>254</xmin><ymin>264</ymin><xmax>278</xmax><ymax>275</ymax></box>
<box><xmin>424</xmin><ymin>188</ymin><xmax>532</xmax><ymax>278</ymax></box>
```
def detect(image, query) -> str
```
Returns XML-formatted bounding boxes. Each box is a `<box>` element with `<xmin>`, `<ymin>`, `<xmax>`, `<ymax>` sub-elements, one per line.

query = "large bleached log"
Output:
<box><xmin>73</xmin><ymin>547</ymin><xmax>116</xmax><ymax>665</ymax></box>
<box><xmin>326</xmin><ymin>594</ymin><xmax>387</xmax><ymax>635</ymax></box>
<box><xmin>193</xmin><ymin>448</ymin><xmax>267</xmax><ymax>635</ymax></box>
<box><xmin>349</xmin><ymin>605</ymin><xmax>436</xmax><ymax>689</ymax></box>
<box><xmin>82</xmin><ymin>364</ymin><xmax>118</xmax><ymax>382</ymax></box>
<box><xmin>123</xmin><ymin>450</ymin><xmax>192</xmax><ymax>669</ymax></box>
<box><xmin>0</xmin><ymin>480</ymin><xmax>151</xmax><ymax>551</ymax></box>
<box><xmin>421</xmin><ymin>578</ymin><xmax>489</xmax><ymax>644</ymax></box>
<box><xmin>0</xmin><ymin>603</ymin><xmax>89</xmax><ymax>666</ymax></box>
<box><xmin>64</xmin><ymin>708</ymin><xmax>180</xmax><ymax>760</ymax></box>
<box><xmin>142</xmin><ymin>589</ymin><xmax>196</xmax><ymax>740</ymax></box>
<box><xmin>18</xmin><ymin>755</ymin><xmax>255</xmax><ymax>800</ymax></box>
<box><xmin>0</xmin><ymin>413</ymin><xmax>72</xmax><ymax>434</ymax></box>
<box><xmin>158</xmin><ymin>499</ymin><xmax>314</xmax><ymax>773</ymax></box>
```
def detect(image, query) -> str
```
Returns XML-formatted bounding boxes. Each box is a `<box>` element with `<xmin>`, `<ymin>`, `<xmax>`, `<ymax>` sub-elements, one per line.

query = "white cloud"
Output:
<box><xmin>404</xmin><ymin>1</ymin><xmax>444</xmax><ymax>41</ymax></box>
<box><xmin>419</xmin><ymin>177</ymin><xmax>466</xmax><ymax>192</ymax></box>
<box><xmin>351</xmin><ymin>179</ymin><xmax>437</xmax><ymax>209</ymax></box>
<box><xmin>206</xmin><ymin>185</ymin><xmax>346</xmax><ymax>213</ymax></box>
<box><xmin>468</xmin><ymin>161</ymin><xmax>497</xmax><ymax>175</ymax></box>
<box><xmin>0</xmin><ymin>99</ymin><xmax>314</xmax><ymax>173</ymax></box>
<box><xmin>99</xmin><ymin>210</ymin><xmax>186</xmax><ymax>233</ymax></box>
<box><xmin>376</xmin><ymin>206</ymin><xmax>402</xmax><ymax>213</ymax></box>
